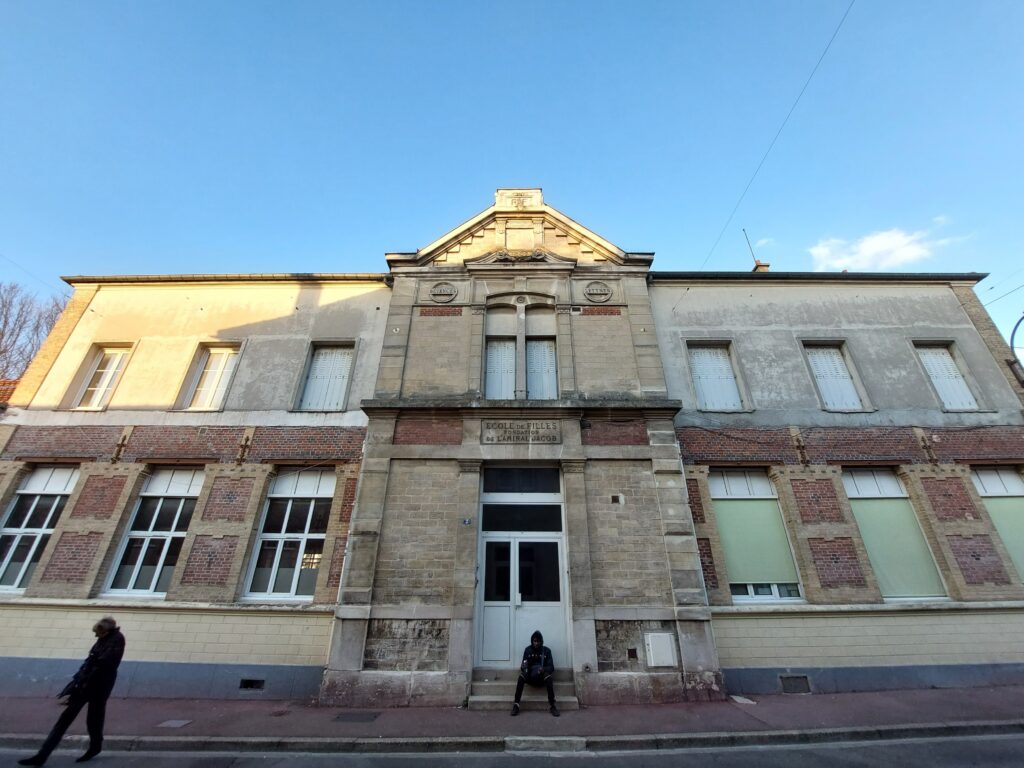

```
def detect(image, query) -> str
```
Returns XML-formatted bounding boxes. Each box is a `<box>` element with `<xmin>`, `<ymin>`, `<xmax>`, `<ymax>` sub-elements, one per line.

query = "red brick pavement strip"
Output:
<box><xmin>2</xmin><ymin>686</ymin><xmax>1024</xmax><ymax>752</ymax></box>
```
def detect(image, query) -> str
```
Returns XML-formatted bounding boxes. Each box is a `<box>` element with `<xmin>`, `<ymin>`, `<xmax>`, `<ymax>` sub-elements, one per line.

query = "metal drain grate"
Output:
<box><xmin>780</xmin><ymin>675</ymin><xmax>811</xmax><ymax>694</ymax></box>
<box><xmin>333</xmin><ymin>712</ymin><xmax>381</xmax><ymax>722</ymax></box>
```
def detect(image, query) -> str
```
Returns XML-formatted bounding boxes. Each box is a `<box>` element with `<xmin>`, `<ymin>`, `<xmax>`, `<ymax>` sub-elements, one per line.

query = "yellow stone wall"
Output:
<box><xmin>0</xmin><ymin>604</ymin><xmax>332</xmax><ymax>666</ymax></box>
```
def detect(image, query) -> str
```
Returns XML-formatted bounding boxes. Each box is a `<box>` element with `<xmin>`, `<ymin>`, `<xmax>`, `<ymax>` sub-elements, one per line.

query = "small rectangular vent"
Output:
<box><xmin>780</xmin><ymin>675</ymin><xmax>811</xmax><ymax>694</ymax></box>
<box><xmin>239</xmin><ymin>678</ymin><xmax>265</xmax><ymax>690</ymax></box>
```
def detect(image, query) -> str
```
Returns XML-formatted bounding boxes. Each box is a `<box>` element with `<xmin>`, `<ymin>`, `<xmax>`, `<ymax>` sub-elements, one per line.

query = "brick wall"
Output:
<box><xmin>800</xmin><ymin>427</ymin><xmax>927</xmax><ymax>464</ymax></box>
<box><xmin>686</xmin><ymin>479</ymin><xmax>706</xmax><ymax>523</ymax></box>
<box><xmin>69</xmin><ymin>475</ymin><xmax>127</xmax><ymax>519</ymax></box>
<box><xmin>808</xmin><ymin>537</ymin><xmax>868</xmax><ymax>588</ymax></box>
<box><xmin>947</xmin><ymin>535</ymin><xmax>1012</xmax><ymax>586</ymax></box>
<box><xmin>180</xmin><ymin>536</ymin><xmax>239</xmax><ymax>586</ymax></box>
<box><xmin>792</xmin><ymin>479</ymin><xmax>845</xmax><ymax>523</ymax></box>
<box><xmin>922</xmin><ymin>477</ymin><xmax>980</xmax><ymax>521</ymax></box>
<box><xmin>1</xmin><ymin>426</ymin><xmax>122</xmax><ymax>460</ymax></box>
<box><xmin>929</xmin><ymin>426</ymin><xmax>1024</xmax><ymax>462</ymax></box>
<box><xmin>581</xmin><ymin>419</ymin><xmax>648</xmax><ymax>446</ymax></box>
<box><xmin>581</xmin><ymin>306</ymin><xmax>622</xmax><ymax>316</ymax></box>
<box><xmin>697</xmin><ymin>538</ymin><xmax>718</xmax><ymax>589</ymax></box>
<box><xmin>39</xmin><ymin>531</ymin><xmax>103</xmax><ymax>584</ymax></box>
<box><xmin>677</xmin><ymin>428</ymin><xmax>799</xmax><ymax>465</ymax></box>
<box><xmin>202</xmin><ymin>476</ymin><xmax>255</xmax><ymax>522</ymax></box>
<box><xmin>250</xmin><ymin>427</ymin><xmax>366</xmax><ymax>462</ymax></box>
<box><xmin>418</xmin><ymin>306</ymin><xmax>463</xmax><ymax>317</ymax></box>
<box><xmin>325</xmin><ymin>476</ymin><xmax>359</xmax><ymax>591</ymax></box>
<box><xmin>123</xmin><ymin>427</ymin><xmax>245</xmax><ymax>462</ymax></box>
<box><xmin>393</xmin><ymin>417</ymin><xmax>463</xmax><ymax>445</ymax></box>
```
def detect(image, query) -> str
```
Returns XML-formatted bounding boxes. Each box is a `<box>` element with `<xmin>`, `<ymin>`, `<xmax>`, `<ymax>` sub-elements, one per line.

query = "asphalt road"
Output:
<box><xmin>5</xmin><ymin>734</ymin><xmax>1024</xmax><ymax>767</ymax></box>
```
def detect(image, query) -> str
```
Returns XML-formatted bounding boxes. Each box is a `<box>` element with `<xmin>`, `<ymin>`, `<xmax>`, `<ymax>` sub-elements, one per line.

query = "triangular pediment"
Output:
<box><xmin>386</xmin><ymin>189</ymin><xmax>652</xmax><ymax>270</ymax></box>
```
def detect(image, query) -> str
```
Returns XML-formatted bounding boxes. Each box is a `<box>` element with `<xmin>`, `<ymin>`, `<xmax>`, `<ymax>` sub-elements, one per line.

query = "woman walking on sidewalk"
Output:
<box><xmin>19</xmin><ymin>617</ymin><xmax>125</xmax><ymax>766</ymax></box>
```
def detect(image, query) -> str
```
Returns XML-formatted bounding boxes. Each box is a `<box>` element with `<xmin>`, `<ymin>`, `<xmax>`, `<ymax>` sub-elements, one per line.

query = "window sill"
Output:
<box><xmin>99</xmin><ymin>591</ymin><xmax>167</xmax><ymax>601</ymax></box>
<box><xmin>820</xmin><ymin>407</ymin><xmax>877</xmax><ymax>414</ymax></box>
<box><xmin>290</xmin><ymin>409</ymin><xmax>345</xmax><ymax>414</ymax></box>
<box><xmin>696</xmin><ymin>408</ymin><xmax>755</xmax><ymax>414</ymax></box>
<box><xmin>239</xmin><ymin>596</ymin><xmax>315</xmax><ymax>605</ymax></box>
<box><xmin>730</xmin><ymin>598</ymin><xmax>805</xmax><ymax>605</ymax></box>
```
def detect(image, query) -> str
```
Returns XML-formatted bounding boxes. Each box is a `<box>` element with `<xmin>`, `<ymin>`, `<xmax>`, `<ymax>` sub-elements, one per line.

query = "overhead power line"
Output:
<box><xmin>698</xmin><ymin>0</ymin><xmax>857</xmax><ymax>270</ymax></box>
<box><xmin>983</xmin><ymin>281</ymin><xmax>1024</xmax><ymax>307</ymax></box>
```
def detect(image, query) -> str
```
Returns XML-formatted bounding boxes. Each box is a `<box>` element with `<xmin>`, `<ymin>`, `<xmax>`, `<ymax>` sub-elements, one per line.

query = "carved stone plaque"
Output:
<box><xmin>584</xmin><ymin>281</ymin><xmax>612</xmax><ymax>303</ymax></box>
<box><xmin>481</xmin><ymin>419</ymin><xmax>562</xmax><ymax>444</ymax></box>
<box><xmin>429</xmin><ymin>282</ymin><xmax>458</xmax><ymax>303</ymax></box>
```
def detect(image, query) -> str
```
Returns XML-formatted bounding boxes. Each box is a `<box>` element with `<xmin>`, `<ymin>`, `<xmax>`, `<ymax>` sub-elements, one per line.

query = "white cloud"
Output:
<box><xmin>932</xmin><ymin>214</ymin><xmax>949</xmax><ymax>227</ymax></box>
<box><xmin>809</xmin><ymin>228</ymin><xmax>944</xmax><ymax>272</ymax></box>
<box><xmin>754</xmin><ymin>237</ymin><xmax>775</xmax><ymax>248</ymax></box>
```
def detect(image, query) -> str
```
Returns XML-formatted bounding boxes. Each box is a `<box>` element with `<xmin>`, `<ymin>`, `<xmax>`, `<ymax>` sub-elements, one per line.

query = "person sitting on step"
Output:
<box><xmin>511</xmin><ymin>630</ymin><xmax>559</xmax><ymax>717</ymax></box>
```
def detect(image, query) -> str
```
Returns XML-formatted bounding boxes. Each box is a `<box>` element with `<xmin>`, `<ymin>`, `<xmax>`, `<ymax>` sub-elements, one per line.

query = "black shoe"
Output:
<box><xmin>510</xmin><ymin>702</ymin><xmax>520</xmax><ymax>716</ymax></box>
<box><xmin>76</xmin><ymin>747</ymin><xmax>101</xmax><ymax>763</ymax></box>
<box><xmin>549</xmin><ymin>704</ymin><xmax>560</xmax><ymax>717</ymax></box>
<box><xmin>18</xmin><ymin>756</ymin><xmax>46</xmax><ymax>766</ymax></box>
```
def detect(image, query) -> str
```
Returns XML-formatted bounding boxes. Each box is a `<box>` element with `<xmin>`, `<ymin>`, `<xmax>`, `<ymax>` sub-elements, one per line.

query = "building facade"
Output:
<box><xmin>2</xmin><ymin>189</ymin><xmax>1023</xmax><ymax>705</ymax></box>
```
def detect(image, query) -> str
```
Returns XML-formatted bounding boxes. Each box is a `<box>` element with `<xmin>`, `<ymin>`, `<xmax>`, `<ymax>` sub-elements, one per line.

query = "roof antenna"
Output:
<box><xmin>743</xmin><ymin>228</ymin><xmax>770</xmax><ymax>272</ymax></box>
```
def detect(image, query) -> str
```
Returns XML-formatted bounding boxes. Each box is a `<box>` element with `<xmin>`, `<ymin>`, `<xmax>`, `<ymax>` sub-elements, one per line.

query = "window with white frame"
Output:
<box><xmin>299</xmin><ymin>346</ymin><xmax>354</xmax><ymax>410</ymax></box>
<box><xmin>804</xmin><ymin>344</ymin><xmax>863</xmax><ymax>410</ymax></box>
<box><xmin>73</xmin><ymin>347</ymin><xmax>128</xmax><ymax>409</ymax></box>
<box><xmin>843</xmin><ymin>469</ymin><xmax>945</xmax><ymax>599</ymax></box>
<box><xmin>184</xmin><ymin>346</ymin><xmax>239</xmax><ymax>410</ymax></box>
<box><xmin>106</xmin><ymin>468</ymin><xmax>203</xmax><ymax>595</ymax></box>
<box><xmin>708</xmin><ymin>469</ymin><xmax>802</xmax><ymax>601</ymax></box>
<box><xmin>484</xmin><ymin>305</ymin><xmax>557</xmax><ymax>400</ymax></box>
<box><xmin>687</xmin><ymin>344</ymin><xmax>743</xmax><ymax>410</ymax></box>
<box><xmin>0</xmin><ymin>466</ymin><xmax>79</xmax><ymax>590</ymax></box>
<box><xmin>972</xmin><ymin>467</ymin><xmax>1024</xmax><ymax>578</ymax></box>
<box><xmin>915</xmin><ymin>345</ymin><xmax>978</xmax><ymax>410</ymax></box>
<box><xmin>246</xmin><ymin>469</ymin><xmax>334</xmax><ymax>599</ymax></box>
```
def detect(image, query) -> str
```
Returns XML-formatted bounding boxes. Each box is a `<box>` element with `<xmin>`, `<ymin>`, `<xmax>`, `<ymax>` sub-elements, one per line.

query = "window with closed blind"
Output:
<box><xmin>915</xmin><ymin>344</ymin><xmax>978</xmax><ymax>411</ymax></box>
<box><xmin>708</xmin><ymin>470</ymin><xmax>802</xmax><ymax>601</ymax></box>
<box><xmin>972</xmin><ymin>467</ymin><xmax>1024</xmax><ymax>578</ymax></box>
<box><xmin>299</xmin><ymin>346</ymin><xmax>354</xmax><ymax>411</ymax></box>
<box><xmin>686</xmin><ymin>344</ymin><xmax>744</xmax><ymax>411</ymax></box>
<box><xmin>484</xmin><ymin>305</ymin><xmax>557</xmax><ymax>400</ymax></box>
<box><xmin>804</xmin><ymin>344</ymin><xmax>864</xmax><ymax>411</ymax></box>
<box><xmin>843</xmin><ymin>469</ymin><xmax>946</xmax><ymax>599</ymax></box>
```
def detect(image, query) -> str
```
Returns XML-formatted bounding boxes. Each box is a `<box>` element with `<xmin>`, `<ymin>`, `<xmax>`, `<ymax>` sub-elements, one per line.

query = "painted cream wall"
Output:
<box><xmin>713</xmin><ymin>608</ymin><xmax>1024</xmax><ymax>667</ymax></box>
<box><xmin>650</xmin><ymin>281</ymin><xmax>1024</xmax><ymax>427</ymax></box>
<box><xmin>0</xmin><ymin>604</ymin><xmax>332</xmax><ymax>666</ymax></box>
<box><xmin>19</xmin><ymin>280</ymin><xmax>390</xmax><ymax>424</ymax></box>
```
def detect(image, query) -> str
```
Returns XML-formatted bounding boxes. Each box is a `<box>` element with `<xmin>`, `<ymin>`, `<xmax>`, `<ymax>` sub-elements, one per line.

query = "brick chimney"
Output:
<box><xmin>752</xmin><ymin>260</ymin><xmax>770</xmax><ymax>273</ymax></box>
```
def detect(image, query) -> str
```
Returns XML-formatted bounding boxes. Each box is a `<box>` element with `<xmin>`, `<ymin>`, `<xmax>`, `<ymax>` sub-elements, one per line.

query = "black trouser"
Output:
<box><xmin>35</xmin><ymin>682</ymin><xmax>113</xmax><ymax>760</ymax></box>
<box><xmin>514</xmin><ymin>672</ymin><xmax>556</xmax><ymax>705</ymax></box>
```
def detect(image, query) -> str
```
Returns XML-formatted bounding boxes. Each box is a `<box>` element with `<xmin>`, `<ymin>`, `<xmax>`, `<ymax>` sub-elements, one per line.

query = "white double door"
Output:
<box><xmin>477</xmin><ymin>532</ymin><xmax>569</xmax><ymax>670</ymax></box>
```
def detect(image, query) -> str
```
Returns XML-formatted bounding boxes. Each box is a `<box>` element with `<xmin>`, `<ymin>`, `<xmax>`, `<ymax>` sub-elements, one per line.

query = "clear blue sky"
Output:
<box><xmin>1</xmin><ymin>0</ymin><xmax>1022</xmax><ymax>349</ymax></box>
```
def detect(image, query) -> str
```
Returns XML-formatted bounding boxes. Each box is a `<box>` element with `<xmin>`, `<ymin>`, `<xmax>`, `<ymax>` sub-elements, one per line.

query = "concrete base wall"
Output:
<box><xmin>320</xmin><ymin>670</ymin><xmax>470</xmax><ymax>707</ymax></box>
<box><xmin>724</xmin><ymin>662</ymin><xmax>1024</xmax><ymax>695</ymax></box>
<box><xmin>0</xmin><ymin>657</ymin><xmax>323</xmax><ymax>700</ymax></box>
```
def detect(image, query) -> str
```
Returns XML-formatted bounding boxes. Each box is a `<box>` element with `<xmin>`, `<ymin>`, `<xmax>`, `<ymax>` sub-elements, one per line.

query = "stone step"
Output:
<box><xmin>469</xmin><ymin>680</ymin><xmax>577</xmax><ymax>697</ymax></box>
<box><xmin>472</xmin><ymin>668</ymin><xmax>574</xmax><ymax>682</ymax></box>
<box><xmin>467</xmin><ymin>694</ymin><xmax>580</xmax><ymax>712</ymax></box>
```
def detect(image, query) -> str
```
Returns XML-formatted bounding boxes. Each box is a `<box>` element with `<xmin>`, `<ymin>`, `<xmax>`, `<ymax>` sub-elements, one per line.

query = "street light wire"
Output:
<box><xmin>982</xmin><ymin>280</ymin><xmax>1024</xmax><ymax>307</ymax></box>
<box><xmin>698</xmin><ymin>0</ymin><xmax>857</xmax><ymax>270</ymax></box>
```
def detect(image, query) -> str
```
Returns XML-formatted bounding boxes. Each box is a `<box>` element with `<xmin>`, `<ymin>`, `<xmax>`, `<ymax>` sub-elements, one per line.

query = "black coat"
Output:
<box><xmin>520</xmin><ymin>644</ymin><xmax>555</xmax><ymax>681</ymax></box>
<box><xmin>61</xmin><ymin>629</ymin><xmax>125</xmax><ymax>700</ymax></box>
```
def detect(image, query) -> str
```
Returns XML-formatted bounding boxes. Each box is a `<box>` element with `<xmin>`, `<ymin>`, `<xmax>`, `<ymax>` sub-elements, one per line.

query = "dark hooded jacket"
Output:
<box><xmin>519</xmin><ymin>630</ymin><xmax>555</xmax><ymax>682</ymax></box>
<box><xmin>60</xmin><ymin>628</ymin><xmax>125</xmax><ymax>700</ymax></box>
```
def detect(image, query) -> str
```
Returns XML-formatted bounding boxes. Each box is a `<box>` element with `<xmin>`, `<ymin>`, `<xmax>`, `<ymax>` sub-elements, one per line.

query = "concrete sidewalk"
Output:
<box><xmin>3</xmin><ymin>686</ymin><xmax>1024</xmax><ymax>754</ymax></box>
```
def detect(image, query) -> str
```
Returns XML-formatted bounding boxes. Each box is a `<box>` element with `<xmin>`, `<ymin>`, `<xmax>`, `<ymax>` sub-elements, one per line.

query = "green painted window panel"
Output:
<box><xmin>714</xmin><ymin>499</ymin><xmax>798</xmax><ymax>584</ymax></box>
<box><xmin>850</xmin><ymin>498</ymin><xmax>945</xmax><ymax>598</ymax></box>
<box><xmin>983</xmin><ymin>497</ymin><xmax>1024</xmax><ymax>578</ymax></box>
